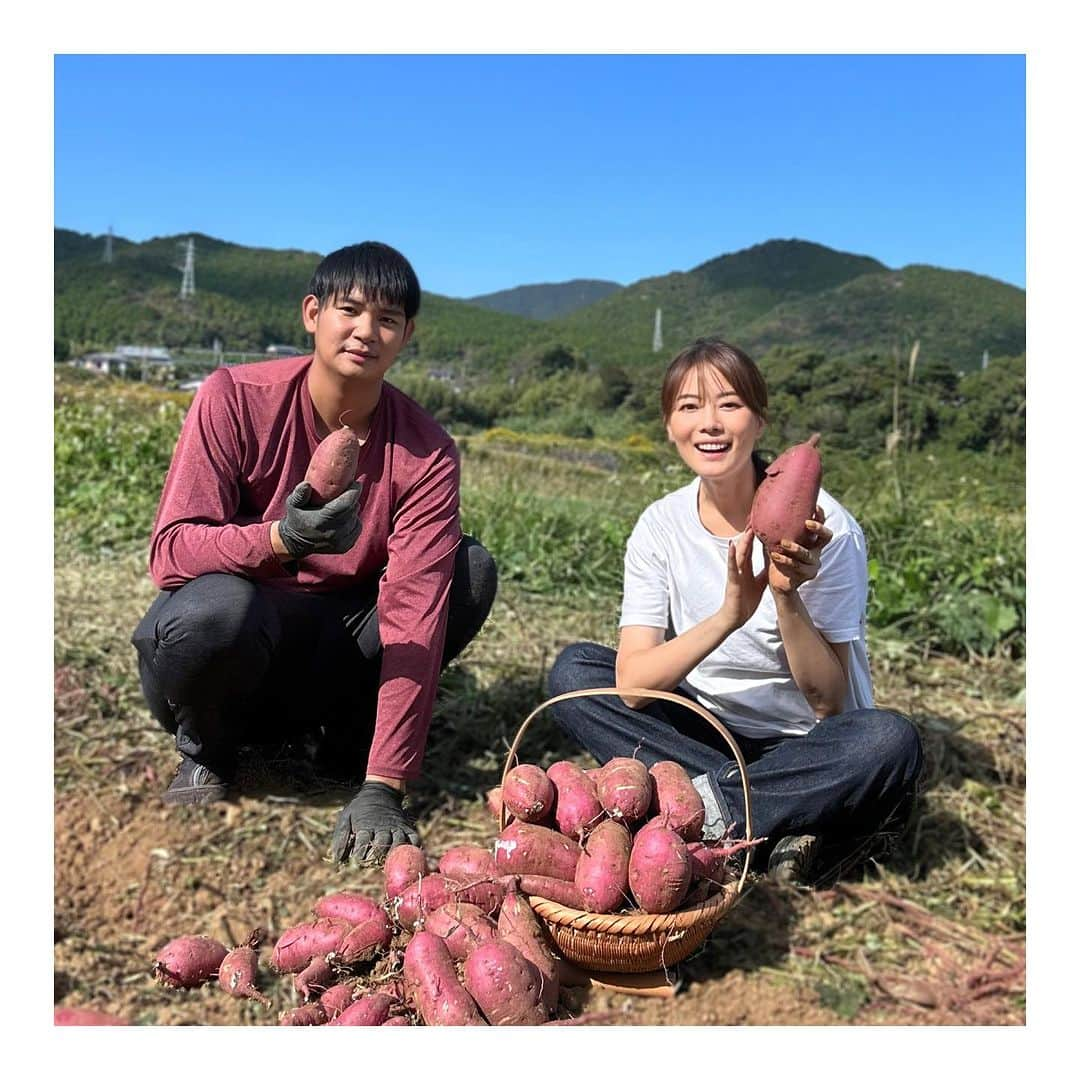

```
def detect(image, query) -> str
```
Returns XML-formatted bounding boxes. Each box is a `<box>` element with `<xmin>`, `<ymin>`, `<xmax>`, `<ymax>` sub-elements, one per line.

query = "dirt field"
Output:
<box><xmin>54</xmin><ymin>549</ymin><xmax>1025</xmax><ymax>1027</ymax></box>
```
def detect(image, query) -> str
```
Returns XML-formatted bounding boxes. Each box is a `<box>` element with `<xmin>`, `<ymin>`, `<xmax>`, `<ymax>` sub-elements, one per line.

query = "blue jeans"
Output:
<box><xmin>547</xmin><ymin>642</ymin><xmax>923</xmax><ymax>855</ymax></box>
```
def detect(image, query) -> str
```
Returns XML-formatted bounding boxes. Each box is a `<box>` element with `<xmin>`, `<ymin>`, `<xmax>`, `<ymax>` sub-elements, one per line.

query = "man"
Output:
<box><xmin>131</xmin><ymin>241</ymin><xmax>497</xmax><ymax>865</ymax></box>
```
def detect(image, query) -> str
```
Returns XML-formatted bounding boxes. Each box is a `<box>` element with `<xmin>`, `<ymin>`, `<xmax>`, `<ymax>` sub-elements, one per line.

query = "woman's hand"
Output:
<box><xmin>768</xmin><ymin>506</ymin><xmax>833</xmax><ymax>596</ymax></box>
<box><xmin>719</xmin><ymin>528</ymin><xmax>769</xmax><ymax>632</ymax></box>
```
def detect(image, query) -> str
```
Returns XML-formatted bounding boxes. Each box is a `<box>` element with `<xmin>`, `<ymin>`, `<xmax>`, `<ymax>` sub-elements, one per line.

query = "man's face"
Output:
<box><xmin>302</xmin><ymin>289</ymin><xmax>414</xmax><ymax>383</ymax></box>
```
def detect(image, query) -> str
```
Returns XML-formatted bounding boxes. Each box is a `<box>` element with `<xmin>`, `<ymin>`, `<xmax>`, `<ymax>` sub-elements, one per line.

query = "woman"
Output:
<box><xmin>548</xmin><ymin>338</ymin><xmax>922</xmax><ymax>886</ymax></box>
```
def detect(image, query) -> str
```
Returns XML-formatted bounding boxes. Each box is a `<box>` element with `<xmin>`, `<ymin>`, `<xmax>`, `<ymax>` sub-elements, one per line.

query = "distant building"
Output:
<box><xmin>116</xmin><ymin>344</ymin><xmax>173</xmax><ymax>362</ymax></box>
<box><xmin>265</xmin><ymin>344</ymin><xmax>306</xmax><ymax>358</ymax></box>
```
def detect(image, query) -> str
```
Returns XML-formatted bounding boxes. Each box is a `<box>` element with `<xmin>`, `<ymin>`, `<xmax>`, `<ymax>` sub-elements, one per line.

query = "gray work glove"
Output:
<box><xmin>277</xmin><ymin>480</ymin><xmax>362</xmax><ymax>559</ymax></box>
<box><xmin>330</xmin><ymin>781</ymin><xmax>420</xmax><ymax>866</ymax></box>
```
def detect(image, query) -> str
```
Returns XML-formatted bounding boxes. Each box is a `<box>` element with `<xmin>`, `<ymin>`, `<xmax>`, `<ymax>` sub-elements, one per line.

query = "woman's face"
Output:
<box><xmin>665</xmin><ymin>364</ymin><xmax>765</xmax><ymax>482</ymax></box>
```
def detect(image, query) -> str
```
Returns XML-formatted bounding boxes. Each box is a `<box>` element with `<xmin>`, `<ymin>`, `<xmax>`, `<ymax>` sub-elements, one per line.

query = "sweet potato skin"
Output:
<box><xmin>628</xmin><ymin>824</ymin><xmax>692</xmax><ymax>913</ymax></box>
<box><xmin>335</xmin><ymin>910</ymin><xmax>394</xmax><ymax>965</ymax></box>
<box><xmin>218</xmin><ymin>942</ymin><xmax>270</xmax><ymax>1006</ymax></box>
<box><xmin>648</xmin><ymin>761</ymin><xmax>706</xmax><ymax>841</ymax></box>
<box><xmin>152</xmin><ymin>934</ymin><xmax>229</xmax><ymax>989</ymax></box>
<box><xmin>749</xmin><ymin>434</ymin><xmax>822</xmax><ymax>553</ymax></box>
<box><xmin>383</xmin><ymin>844</ymin><xmax>429</xmax><ymax>899</ymax></box>
<box><xmin>271</xmin><ymin>918</ymin><xmax>352</xmax><ymax>974</ymax></box>
<box><xmin>438</xmin><ymin>843</ymin><xmax>498</xmax><ymax>882</ymax></box>
<box><xmin>279</xmin><ymin>1003</ymin><xmax>328</xmax><ymax>1026</ymax></box>
<box><xmin>547</xmin><ymin>760</ymin><xmax>604</xmax><ymax>840</ymax></box>
<box><xmin>574</xmin><ymin>818</ymin><xmax>632</xmax><ymax>914</ymax></box>
<box><xmin>304</xmin><ymin>425</ymin><xmax>360</xmax><ymax>504</ymax></box>
<box><xmin>327</xmin><ymin>992</ymin><xmax>395</xmax><ymax>1026</ymax></box>
<box><xmin>318</xmin><ymin>981</ymin><xmax>356</xmax><ymax>1018</ymax></box>
<box><xmin>497</xmin><ymin>887</ymin><xmax>559</xmax><ymax>1015</ymax></box>
<box><xmin>54</xmin><ymin>1007</ymin><xmax>128</xmax><ymax>1025</ymax></box>
<box><xmin>501</xmin><ymin>764</ymin><xmax>556</xmax><ymax>824</ymax></box>
<box><xmin>463</xmin><ymin>941</ymin><xmax>548</xmax><ymax>1026</ymax></box>
<box><xmin>596</xmin><ymin>757</ymin><xmax>652</xmax><ymax>823</ymax></box>
<box><xmin>311</xmin><ymin>891</ymin><xmax>384</xmax><ymax>926</ymax></box>
<box><xmin>424</xmin><ymin>901</ymin><xmax>499</xmax><ymax>960</ymax></box>
<box><xmin>393</xmin><ymin>874</ymin><xmax>455</xmax><ymax>930</ymax></box>
<box><xmin>494</xmin><ymin>821</ymin><xmax>582</xmax><ymax>882</ymax></box>
<box><xmin>506</xmin><ymin>874</ymin><xmax>588</xmax><ymax>909</ymax></box>
<box><xmin>403</xmin><ymin>931</ymin><xmax>486</xmax><ymax>1026</ymax></box>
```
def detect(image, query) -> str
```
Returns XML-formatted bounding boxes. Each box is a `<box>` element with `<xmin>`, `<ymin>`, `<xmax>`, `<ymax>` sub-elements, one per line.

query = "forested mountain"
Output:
<box><xmin>465</xmin><ymin>279</ymin><xmax>623</xmax><ymax>320</ymax></box>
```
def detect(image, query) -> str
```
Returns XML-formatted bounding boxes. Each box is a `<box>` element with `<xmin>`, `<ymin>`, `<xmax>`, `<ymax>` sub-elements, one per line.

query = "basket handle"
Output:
<box><xmin>499</xmin><ymin>686</ymin><xmax>754</xmax><ymax>896</ymax></box>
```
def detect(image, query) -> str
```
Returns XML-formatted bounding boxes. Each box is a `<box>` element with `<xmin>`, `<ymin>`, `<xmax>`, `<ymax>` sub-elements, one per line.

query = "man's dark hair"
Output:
<box><xmin>307</xmin><ymin>241</ymin><xmax>421</xmax><ymax>320</ymax></box>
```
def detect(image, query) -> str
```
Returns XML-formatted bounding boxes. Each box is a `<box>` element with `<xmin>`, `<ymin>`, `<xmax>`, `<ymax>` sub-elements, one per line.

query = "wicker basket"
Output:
<box><xmin>499</xmin><ymin>686</ymin><xmax>754</xmax><ymax>974</ymax></box>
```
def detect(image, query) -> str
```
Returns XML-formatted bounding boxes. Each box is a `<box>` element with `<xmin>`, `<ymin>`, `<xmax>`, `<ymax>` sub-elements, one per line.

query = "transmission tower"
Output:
<box><xmin>178</xmin><ymin>237</ymin><xmax>196</xmax><ymax>300</ymax></box>
<box><xmin>103</xmin><ymin>225</ymin><xmax>114</xmax><ymax>264</ymax></box>
<box><xmin>652</xmin><ymin>308</ymin><xmax>663</xmax><ymax>353</ymax></box>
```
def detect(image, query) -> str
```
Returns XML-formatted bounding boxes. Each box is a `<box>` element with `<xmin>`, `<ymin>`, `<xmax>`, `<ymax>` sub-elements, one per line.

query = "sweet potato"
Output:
<box><xmin>393</xmin><ymin>874</ymin><xmax>454</xmax><ymax>930</ymax></box>
<box><xmin>438</xmin><ymin>843</ymin><xmax>497</xmax><ymax>883</ymax></box>
<box><xmin>494</xmin><ymin>821</ymin><xmax>582</xmax><ymax>882</ymax></box>
<box><xmin>648</xmin><ymin>761</ymin><xmax>706</xmax><ymax>840</ymax></box>
<box><xmin>381</xmin><ymin>1015</ymin><xmax>412</xmax><ymax>1026</ymax></box>
<box><xmin>334</xmin><ymin>910</ymin><xmax>394</xmax><ymax>965</ymax></box>
<box><xmin>628</xmin><ymin>823</ymin><xmax>692</xmax><ymax>913</ymax></box>
<box><xmin>501</xmin><ymin>764</ymin><xmax>556</xmax><ymax>824</ymax></box>
<box><xmin>327</xmin><ymin>992</ymin><xmax>395</xmax><ymax>1026</ymax></box>
<box><xmin>485</xmin><ymin>785</ymin><xmax>503</xmax><ymax>820</ymax></box>
<box><xmin>152</xmin><ymin>934</ymin><xmax>229</xmax><ymax>990</ymax></box>
<box><xmin>279</xmin><ymin>1003</ymin><xmax>328</xmax><ymax>1026</ymax></box>
<box><xmin>318</xmin><ymin>982</ymin><xmax>357</xmax><ymax>1019</ymax></box>
<box><xmin>54</xmin><ymin>1007</ymin><xmax>128</xmax><ymax>1026</ymax></box>
<box><xmin>749</xmin><ymin>433</ymin><xmax>822</xmax><ymax>553</ymax></box>
<box><xmin>218</xmin><ymin>931</ymin><xmax>270</xmax><ymax>1006</ymax></box>
<box><xmin>547</xmin><ymin>760</ymin><xmax>603</xmax><ymax>839</ymax></box>
<box><xmin>686</xmin><ymin>837</ymin><xmax>764</xmax><ymax>885</ymax></box>
<box><xmin>312</xmin><ymin>891</ymin><xmax>385</xmax><ymax>926</ymax></box>
<box><xmin>462</xmin><ymin>941</ymin><xmax>548</xmax><ymax>1026</ymax></box>
<box><xmin>596</xmin><ymin>757</ymin><xmax>651</xmax><ymax>823</ymax></box>
<box><xmin>496</xmin><ymin>886</ymin><xmax>559</xmax><ymax>1015</ymax></box>
<box><xmin>296</xmin><ymin>956</ymin><xmax>336</xmax><ymax>1002</ymax></box>
<box><xmin>424</xmin><ymin>901</ymin><xmax>499</xmax><ymax>960</ymax></box>
<box><xmin>509</xmin><ymin>874</ymin><xmax>588</xmax><ymax>909</ymax></box>
<box><xmin>304</xmin><ymin>417</ymin><xmax>360</xmax><ymax>505</ymax></box>
<box><xmin>403</xmin><ymin>931</ymin><xmax>486</xmax><ymax>1026</ymax></box>
<box><xmin>383</xmin><ymin>843</ymin><xmax>429</xmax><ymax>899</ymax></box>
<box><xmin>271</xmin><ymin>917</ymin><xmax>352</xmax><ymax>974</ymax></box>
<box><xmin>574</xmin><ymin>818</ymin><xmax>632</xmax><ymax>914</ymax></box>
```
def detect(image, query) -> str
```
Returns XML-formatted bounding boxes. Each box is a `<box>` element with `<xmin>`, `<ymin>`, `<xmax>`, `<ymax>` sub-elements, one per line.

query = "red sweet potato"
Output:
<box><xmin>506</xmin><ymin>874</ymin><xmax>588</xmax><ymax>909</ymax></box>
<box><xmin>574</xmin><ymin>818</ymin><xmax>632</xmax><ymax>914</ymax></box>
<box><xmin>318</xmin><ymin>982</ymin><xmax>357</xmax><ymax>1019</ymax></box>
<box><xmin>547</xmin><ymin>760</ymin><xmax>604</xmax><ymax>840</ymax></box>
<box><xmin>218</xmin><ymin>931</ymin><xmax>270</xmax><ymax>1006</ymax></box>
<box><xmin>648</xmin><ymin>761</ymin><xmax>706</xmax><ymax>840</ymax></box>
<box><xmin>312</xmin><ymin>891</ymin><xmax>385</xmax><ymax>926</ymax></box>
<box><xmin>496</xmin><ymin>886</ymin><xmax>559</xmax><ymax>1015</ymax></box>
<box><xmin>393</xmin><ymin>874</ymin><xmax>455</xmax><ymax>930</ymax></box>
<box><xmin>501</xmin><ymin>764</ymin><xmax>556</xmax><ymax>823</ymax></box>
<box><xmin>596</xmin><ymin>757</ymin><xmax>652</xmax><ymax>823</ymax></box>
<box><xmin>424</xmin><ymin>901</ymin><xmax>499</xmax><ymax>960</ymax></box>
<box><xmin>749</xmin><ymin>433</ymin><xmax>823</xmax><ymax>553</ymax></box>
<box><xmin>279</xmin><ymin>1003</ymin><xmax>328</xmax><ymax>1026</ymax></box>
<box><xmin>304</xmin><ymin>417</ymin><xmax>361</xmax><ymax>505</ymax></box>
<box><xmin>54</xmin><ymin>1007</ymin><xmax>128</xmax><ymax>1026</ymax></box>
<box><xmin>438</xmin><ymin>843</ymin><xmax>498</xmax><ymax>882</ymax></box>
<box><xmin>334</xmin><ymin>910</ymin><xmax>394</xmax><ymax>965</ymax></box>
<box><xmin>381</xmin><ymin>1015</ymin><xmax>412</xmax><ymax>1026</ymax></box>
<box><xmin>403</xmin><ymin>931</ymin><xmax>486</xmax><ymax>1026</ymax></box>
<box><xmin>271</xmin><ymin>917</ymin><xmax>352</xmax><ymax>974</ymax></box>
<box><xmin>485</xmin><ymin>785</ymin><xmax>503</xmax><ymax>820</ymax></box>
<box><xmin>494</xmin><ymin>821</ymin><xmax>582</xmax><ymax>882</ymax></box>
<box><xmin>383</xmin><ymin>843</ymin><xmax>429</xmax><ymax>899</ymax></box>
<box><xmin>296</xmin><ymin>955</ymin><xmax>336</xmax><ymax>1002</ymax></box>
<box><xmin>327</xmin><ymin>992</ymin><xmax>395</xmax><ymax>1026</ymax></box>
<box><xmin>463</xmin><ymin>941</ymin><xmax>548</xmax><ymax>1026</ymax></box>
<box><xmin>628</xmin><ymin>823</ymin><xmax>692</xmax><ymax>913</ymax></box>
<box><xmin>152</xmin><ymin>934</ymin><xmax>229</xmax><ymax>990</ymax></box>
<box><xmin>686</xmin><ymin>837</ymin><xmax>764</xmax><ymax>884</ymax></box>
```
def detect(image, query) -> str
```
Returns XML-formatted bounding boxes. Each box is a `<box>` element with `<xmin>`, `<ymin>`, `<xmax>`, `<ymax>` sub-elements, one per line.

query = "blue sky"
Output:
<box><xmin>54</xmin><ymin>54</ymin><xmax>1025</xmax><ymax>296</ymax></box>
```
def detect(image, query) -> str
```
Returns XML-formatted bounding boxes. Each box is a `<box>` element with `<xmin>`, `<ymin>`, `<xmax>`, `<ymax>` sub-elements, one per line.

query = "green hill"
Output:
<box><xmin>464</xmin><ymin>279</ymin><xmax>624</xmax><ymax>320</ymax></box>
<box><xmin>54</xmin><ymin>230</ymin><xmax>1024</xmax><ymax>375</ymax></box>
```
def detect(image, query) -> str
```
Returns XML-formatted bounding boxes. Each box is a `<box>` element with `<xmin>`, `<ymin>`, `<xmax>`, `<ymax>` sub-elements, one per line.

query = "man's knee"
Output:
<box><xmin>453</xmin><ymin>535</ymin><xmax>498</xmax><ymax>619</ymax></box>
<box><xmin>843</xmin><ymin>708</ymin><xmax>924</xmax><ymax>781</ymax></box>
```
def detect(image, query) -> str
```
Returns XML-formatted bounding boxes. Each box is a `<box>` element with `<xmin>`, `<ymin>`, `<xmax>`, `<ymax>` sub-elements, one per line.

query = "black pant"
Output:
<box><xmin>547</xmin><ymin>642</ymin><xmax>923</xmax><ymax>854</ymax></box>
<box><xmin>131</xmin><ymin>536</ymin><xmax>497</xmax><ymax>776</ymax></box>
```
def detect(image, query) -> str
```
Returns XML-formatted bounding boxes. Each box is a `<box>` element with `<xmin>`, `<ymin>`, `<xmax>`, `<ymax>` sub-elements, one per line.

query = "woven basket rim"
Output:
<box><xmin>526</xmin><ymin>878</ymin><xmax>739</xmax><ymax>936</ymax></box>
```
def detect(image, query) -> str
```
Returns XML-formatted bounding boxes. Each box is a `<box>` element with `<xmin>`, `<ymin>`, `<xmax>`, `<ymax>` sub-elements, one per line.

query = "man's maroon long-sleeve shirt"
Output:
<box><xmin>147</xmin><ymin>355</ymin><xmax>462</xmax><ymax>782</ymax></box>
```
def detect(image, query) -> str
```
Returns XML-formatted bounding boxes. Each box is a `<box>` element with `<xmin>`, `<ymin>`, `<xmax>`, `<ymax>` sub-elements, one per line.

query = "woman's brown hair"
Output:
<box><xmin>660</xmin><ymin>337</ymin><xmax>771</xmax><ymax>482</ymax></box>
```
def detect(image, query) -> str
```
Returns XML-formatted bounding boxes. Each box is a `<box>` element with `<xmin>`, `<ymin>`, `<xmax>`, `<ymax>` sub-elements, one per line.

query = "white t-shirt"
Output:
<box><xmin>619</xmin><ymin>477</ymin><xmax>874</xmax><ymax>739</ymax></box>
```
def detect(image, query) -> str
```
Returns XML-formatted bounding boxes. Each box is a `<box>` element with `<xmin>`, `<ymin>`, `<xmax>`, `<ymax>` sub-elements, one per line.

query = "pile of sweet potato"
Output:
<box><xmin>147</xmin><ymin>756</ymin><xmax>755</xmax><ymax>1025</ymax></box>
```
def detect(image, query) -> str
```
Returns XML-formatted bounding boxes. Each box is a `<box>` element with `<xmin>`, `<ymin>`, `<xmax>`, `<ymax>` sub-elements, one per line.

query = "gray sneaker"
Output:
<box><xmin>767</xmin><ymin>834</ymin><xmax>820</xmax><ymax>886</ymax></box>
<box><xmin>163</xmin><ymin>756</ymin><xmax>231</xmax><ymax>806</ymax></box>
